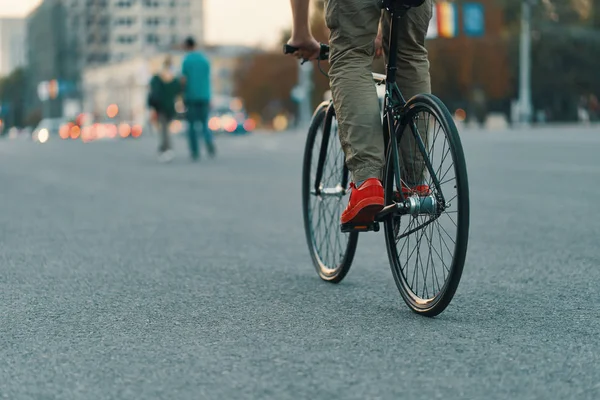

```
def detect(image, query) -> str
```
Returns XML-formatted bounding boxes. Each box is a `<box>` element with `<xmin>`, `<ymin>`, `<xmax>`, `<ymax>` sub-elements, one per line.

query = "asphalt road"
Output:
<box><xmin>1</xmin><ymin>126</ymin><xmax>599</xmax><ymax>399</ymax></box>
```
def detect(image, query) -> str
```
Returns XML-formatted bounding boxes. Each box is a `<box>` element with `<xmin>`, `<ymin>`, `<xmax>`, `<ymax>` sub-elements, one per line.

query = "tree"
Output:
<box><xmin>495</xmin><ymin>0</ymin><xmax>600</xmax><ymax>120</ymax></box>
<box><xmin>0</xmin><ymin>68</ymin><xmax>27</xmax><ymax>133</ymax></box>
<box><xmin>233</xmin><ymin>53</ymin><xmax>299</xmax><ymax>125</ymax></box>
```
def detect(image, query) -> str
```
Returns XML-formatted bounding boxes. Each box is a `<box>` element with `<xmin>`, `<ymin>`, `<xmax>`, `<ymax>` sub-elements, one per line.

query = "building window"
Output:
<box><xmin>115</xmin><ymin>17</ymin><xmax>136</xmax><ymax>26</ymax></box>
<box><xmin>87</xmin><ymin>0</ymin><xmax>108</xmax><ymax>6</ymax></box>
<box><xmin>117</xmin><ymin>35</ymin><xmax>137</xmax><ymax>44</ymax></box>
<box><xmin>145</xmin><ymin>17</ymin><xmax>161</xmax><ymax>26</ymax></box>
<box><xmin>146</xmin><ymin>34</ymin><xmax>159</xmax><ymax>44</ymax></box>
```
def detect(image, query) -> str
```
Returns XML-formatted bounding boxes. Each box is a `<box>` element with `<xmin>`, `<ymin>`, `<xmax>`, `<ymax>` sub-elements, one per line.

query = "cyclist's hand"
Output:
<box><xmin>287</xmin><ymin>34</ymin><xmax>321</xmax><ymax>61</ymax></box>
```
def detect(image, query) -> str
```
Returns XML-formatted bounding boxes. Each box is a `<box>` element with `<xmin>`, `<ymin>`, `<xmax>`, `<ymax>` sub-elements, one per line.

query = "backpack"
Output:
<box><xmin>147</xmin><ymin>75</ymin><xmax>163</xmax><ymax>111</ymax></box>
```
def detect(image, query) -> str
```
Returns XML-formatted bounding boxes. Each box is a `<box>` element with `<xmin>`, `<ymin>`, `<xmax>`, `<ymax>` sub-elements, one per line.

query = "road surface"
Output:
<box><xmin>1</xmin><ymin>126</ymin><xmax>599</xmax><ymax>399</ymax></box>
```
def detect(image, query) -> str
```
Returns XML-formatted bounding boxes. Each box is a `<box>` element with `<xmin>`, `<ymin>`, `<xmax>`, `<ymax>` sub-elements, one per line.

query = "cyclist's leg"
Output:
<box><xmin>326</xmin><ymin>0</ymin><xmax>384</xmax><ymax>184</ymax></box>
<box><xmin>382</xmin><ymin>1</ymin><xmax>433</xmax><ymax>187</ymax></box>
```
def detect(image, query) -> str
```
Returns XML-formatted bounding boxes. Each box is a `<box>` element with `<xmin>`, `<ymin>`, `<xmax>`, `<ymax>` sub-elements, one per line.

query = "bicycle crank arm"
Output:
<box><xmin>375</xmin><ymin>196</ymin><xmax>438</xmax><ymax>221</ymax></box>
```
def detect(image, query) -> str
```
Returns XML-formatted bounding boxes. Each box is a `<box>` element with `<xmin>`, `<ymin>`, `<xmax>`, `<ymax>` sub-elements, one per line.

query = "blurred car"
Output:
<box><xmin>32</xmin><ymin>118</ymin><xmax>69</xmax><ymax>143</ymax></box>
<box><xmin>208</xmin><ymin>107</ymin><xmax>255</xmax><ymax>135</ymax></box>
<box><xmin>207</xmin><ymin>96</ymin><xmax>255</xmax><ymax>135</ymax></box>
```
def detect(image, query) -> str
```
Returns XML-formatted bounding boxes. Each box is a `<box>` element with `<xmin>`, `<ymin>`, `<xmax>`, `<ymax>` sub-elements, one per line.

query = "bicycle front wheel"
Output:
<box><xmin>302</xmin><ymin>102</ymin><xmax>358</xmax><ymax>283</ymax></box>
<box><xmin>383</xmin><ymin>94</ymin><xmax>470</xmax><ymax>316</ymax></box>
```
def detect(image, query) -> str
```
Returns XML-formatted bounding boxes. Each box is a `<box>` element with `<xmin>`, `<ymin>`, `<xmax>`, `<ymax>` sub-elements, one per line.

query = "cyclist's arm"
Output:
<box><xmin>288</xmin><ymin>0</ymin><xmax>321</xmax><ymax>60</ymax></box>
<box><xmin>290</xmin><ymin>0</ymin><xmax>311</xmax><ymax>39</ymax></box>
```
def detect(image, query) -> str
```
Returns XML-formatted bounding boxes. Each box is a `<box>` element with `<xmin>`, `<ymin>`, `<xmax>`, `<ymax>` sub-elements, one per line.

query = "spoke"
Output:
<box><xmin>419</xmin><ymin>215</ymin><xmax>432</xmax><ymax>298</ymax></box>
<box><xmin>435</xmin><ymin>135</ymin><xmax>449</xmax><ymax>179</ymax></box>
<box><xmin>439</xmin><ymin>177</ymin><xmax>456</xmax><ymax>186</ymax></box>
<box><xmin>435</xmin><ymin>220</ymin><xmax>449</xmax><ymax>279</ymax></box>
<box><xmin>427</xmin><ymin>120</ymin><xmax>442</xmax><ymax>174</ymax></box>
<box><xmin>427</xmin><ymin>224</ymin><xmax>451</xmax><ymax>274</ymax></box>
<box><xmin>426</xmin><ymin>114</ymin><xmax>441</xmax><ymax>173</ymax></box>
<box><xmin>408</xmin><ymin>221</ymin><xmax>427</xmax><ymax>291</ymax></box>
<box><xmin>421</xmin><ymin>222</ymin><xmax>436</xmax><ymax>296</ymax></box>
<box><xmin>316</xmin><ymin>203</ymin><xmax>326</xmax><ymax>256</ymax></box>
<box><xmin>397</xmin><ymin>212</ymin><xmax>417</xmax><ymax>244</ymax></box>
<box><xmin>436</xmin><ymin>221</ymin><xmax>456</xmax><ymax>256</ymax></box>
<box><xmin>427</xmin><ymin>222</ymin><xmax>443</xmax><ymax>294</ymax></box>
<box><xmin>416</xmin><ymin>216</ymin><xmax>429</xmax><ymax>298</ymax></box>
<box><xmin>438</xmin><ymin>159</ymin><xmax>455</xmax><ymax>188</ymax></box>
<box><xmin>444</xmin><ymin>212</ymin><xmax>458</xmax><ymax>228</ymax></box>
<box><xmin>422</xmin><ymin>219</ymin><xmax>435</xmax><ymax>298</ymax></box>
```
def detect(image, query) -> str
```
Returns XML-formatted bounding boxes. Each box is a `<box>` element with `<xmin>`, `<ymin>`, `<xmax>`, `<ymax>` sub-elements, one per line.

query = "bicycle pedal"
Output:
<box><xmin>340</xmin><ymin>221</ymin><xmax>380</xmax><ymax>233</ymax></box>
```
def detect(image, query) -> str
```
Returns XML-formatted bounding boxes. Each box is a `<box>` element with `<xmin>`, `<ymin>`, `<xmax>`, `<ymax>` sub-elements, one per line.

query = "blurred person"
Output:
<box><xmin>287</xmin><ymin>0</ymin><xmax>432</xmax><ymax>226</ymax></box>
<box><xmin>181</xmin><ymin>37</ymin><xmax>215</xmax><ymax>161</ymax></box>
<box><xmin>148</xmin><ymin>56</ymin><xmax>182</xmax><ymax>163</ymax></box>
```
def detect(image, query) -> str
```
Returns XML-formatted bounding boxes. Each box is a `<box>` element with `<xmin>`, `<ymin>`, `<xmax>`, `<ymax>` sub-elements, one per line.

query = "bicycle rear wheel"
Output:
<box><xmin>383</xmin><ymin>94</ymin><xmax>470</xmax><ymax>316</ymax></box>
<box><xmin>302</xmin><ymin>103</ymin><xmax>358</xmax><ymax>283</ymax></box>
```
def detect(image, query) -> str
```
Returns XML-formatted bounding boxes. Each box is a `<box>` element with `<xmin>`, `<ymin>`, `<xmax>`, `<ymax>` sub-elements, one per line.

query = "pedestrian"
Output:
<box><xmin>180</xmin><ymin>36</ymin><xmax>215</xmax><ymax>161</ymax></box>
<box><xmin>148</xmin><ymin>55</ymin><xmax>181</xmax><ymax>163</ymax></box>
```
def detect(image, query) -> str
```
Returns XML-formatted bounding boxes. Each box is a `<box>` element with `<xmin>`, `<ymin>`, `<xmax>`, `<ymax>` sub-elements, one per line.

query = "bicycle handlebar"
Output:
<box><xmin>283</xmin><ymin>43</ymin><xmax>330</xmax><ymax>62</ymax></box>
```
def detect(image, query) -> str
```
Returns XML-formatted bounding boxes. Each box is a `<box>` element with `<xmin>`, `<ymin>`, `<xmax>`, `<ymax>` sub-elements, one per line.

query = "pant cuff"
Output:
<box><xmin>352</xmin><ymin>165</ymin><xmax>383</xmax><ymax>183</ymax></box>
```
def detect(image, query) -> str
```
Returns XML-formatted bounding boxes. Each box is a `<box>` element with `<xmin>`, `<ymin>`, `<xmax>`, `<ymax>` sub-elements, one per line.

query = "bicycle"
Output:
<box><xmin>284</xmin><ymin>0</ymin><xmax>470</xmax><ymax>317</ymax></box>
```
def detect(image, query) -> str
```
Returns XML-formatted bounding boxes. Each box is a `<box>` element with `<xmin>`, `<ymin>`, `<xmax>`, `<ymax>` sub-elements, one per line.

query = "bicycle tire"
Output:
<box><xmin>383</xmin><ymin>93</ymin><xmax>470</xmax><ymax>316</ymax></box>
<box><xmin>302</xmin><ymin>102</ymin><xmax>358</xmax><ymax>283</ymax></box>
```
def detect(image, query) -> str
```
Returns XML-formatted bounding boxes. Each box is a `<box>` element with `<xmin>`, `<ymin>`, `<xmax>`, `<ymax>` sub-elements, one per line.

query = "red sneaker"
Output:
<box><xmin>341</xmin><ymin>178</ymin><xmax>385</xmax><ymax>225</ymax></box>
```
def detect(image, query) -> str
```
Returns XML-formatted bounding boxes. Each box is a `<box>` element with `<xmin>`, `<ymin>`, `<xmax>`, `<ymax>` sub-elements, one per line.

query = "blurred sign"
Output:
<box><xmin>463</xmin><ymin>3</ymin><xmax>485</xmax><ymax>37</ymax></box>
<box><xmin>37</xmin><ymin>81</ymin><xmax>50</xmax><ymax>101</ymax></box>
<box><xmin>37</xmin><ymin>80</ymin><xmax>61</xmax><ymax>101</ymax></box>
<box><xmin>436</xmin><ymin>2</ymin><xmax>458</xmax><ymax>38</ymax></box>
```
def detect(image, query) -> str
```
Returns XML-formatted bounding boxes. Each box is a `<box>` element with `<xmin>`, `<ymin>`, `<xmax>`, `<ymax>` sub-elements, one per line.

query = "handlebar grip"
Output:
<box><xmin>283</xmin><ymin>44</ymin><xmax>299</xmax><ymax>55</ymax></box>
<box><xmin>283</xmin><ymin>43</ymin><xmax>329</xmax><ymax>61</ymax></box>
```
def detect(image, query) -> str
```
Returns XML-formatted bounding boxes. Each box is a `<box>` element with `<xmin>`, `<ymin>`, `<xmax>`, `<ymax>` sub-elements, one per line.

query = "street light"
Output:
<box><xmin>518</xmin><ymin>0</ymin><xmax>537</xmax><ymax>125</ymax></box>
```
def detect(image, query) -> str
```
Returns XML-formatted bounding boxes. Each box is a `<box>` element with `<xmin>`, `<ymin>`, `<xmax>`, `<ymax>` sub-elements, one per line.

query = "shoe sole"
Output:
<box><xmin>341</xmin><ymin>197</ymin><xmax>385</xmax><ymax>225</ymax></box>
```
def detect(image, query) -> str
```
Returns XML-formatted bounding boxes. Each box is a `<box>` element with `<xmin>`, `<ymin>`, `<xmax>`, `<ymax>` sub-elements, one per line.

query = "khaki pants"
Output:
<box><xmin>326</xmin><ymin>0</ymin><xmax>433</xmax><ymax>185</ymax></box>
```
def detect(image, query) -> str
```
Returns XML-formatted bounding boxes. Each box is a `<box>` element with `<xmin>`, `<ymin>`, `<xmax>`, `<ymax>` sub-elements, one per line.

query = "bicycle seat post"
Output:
<box><xmin>385</xmin><ymin>2</ymin><xmax>405</xmax><ymax>86</ymax></box>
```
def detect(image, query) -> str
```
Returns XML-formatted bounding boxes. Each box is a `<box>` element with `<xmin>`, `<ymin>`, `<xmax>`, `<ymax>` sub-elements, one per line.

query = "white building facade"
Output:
<box><xmin>0</xmin><ymin>18</ymin><xmax>26</xmax><ymax>77</ymax></box>
<box><xmin>68</xmin><ymin>0</ymin><xmax>205</xmax><ymax>66</ymax></box>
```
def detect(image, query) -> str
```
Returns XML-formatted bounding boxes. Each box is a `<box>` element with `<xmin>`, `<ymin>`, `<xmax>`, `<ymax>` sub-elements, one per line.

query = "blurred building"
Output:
<box><xmin>68</xmin><ymin>0</ymin><xmax>206</xmax><ymax>65</ymax></box>
<box><xmin>425</xmin><ymin>0</ymin><xmax>512</xmax><ymax>121</ymax></box>
<box><xmin>206</xmin><ymin>45</ymin><xmax>258</xmax><ymax>96</ymax></box>
<box><xmin>25</xmin><ymin>1</ymin><xmax>78</xmax><ymax>120</ymax></box>
<box><xmin>24</xmin><ymin>0</ymin><xmax>206</xmax><ymax>123</ymax></box>
<box><xmin>0</xmin><ymin>18</ymin><xmax>26</xmax><ymax>77</ymax></box>
<box><xmin>83</xmin><ymin>55</ymin><xmax>157</xmax><ymax>126</ymax></box>
<box><xmin>82</xmin><ymin>45</ymin><xmax>258</xmax><ymax>126</ymax></box>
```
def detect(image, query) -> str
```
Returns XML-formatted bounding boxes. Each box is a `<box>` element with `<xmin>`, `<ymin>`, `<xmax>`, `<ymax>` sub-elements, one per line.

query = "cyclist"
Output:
<box><xmin>287</xmin><ymin>0</ymin><xmax>432</xmax><ymax>226</ymax></box>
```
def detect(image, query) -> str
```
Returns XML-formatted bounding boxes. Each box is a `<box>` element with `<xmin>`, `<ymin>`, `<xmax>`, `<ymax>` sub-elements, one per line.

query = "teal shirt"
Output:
<box><xmin>182</xmin><ymin>52</ymin><xmax>211</xmax><ymax>102</ymax></box>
